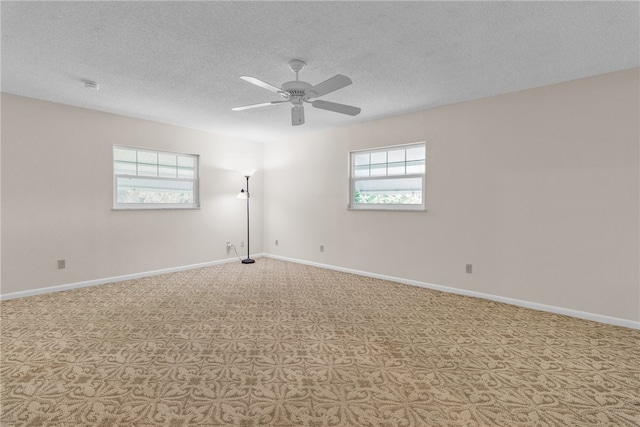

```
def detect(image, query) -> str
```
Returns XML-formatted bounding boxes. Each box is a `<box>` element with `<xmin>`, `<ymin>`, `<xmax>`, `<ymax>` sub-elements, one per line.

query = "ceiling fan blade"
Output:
<box><xmin>311</xmin><ymin>100</ymin><xmax>361</xmax><ymax>116</ymax></box>
<box><xmin>291</xmin><ymin>106</ymin><xmax>305</xmax><ymax>126</ymax></box>
<box><xmin>232</xmin><ymin>100</ymin><xmax>287</xmax><ymax>111</ymax></box>
<box><xmin>308</xmin><ymin>74</ymin><xmax>352</xmax><ymax>98</ymax></box>
<box><xmin>240</xmin><ymin>76</ymin><xmax>286</xmax><ymax>95</ymax></box>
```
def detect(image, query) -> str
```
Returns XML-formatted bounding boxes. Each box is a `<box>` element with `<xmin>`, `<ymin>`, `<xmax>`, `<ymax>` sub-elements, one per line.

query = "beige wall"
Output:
<box><xmin>2</xmin><ymin>68</ymin><xmax>638</xmax><ymax>323</ymax></box>
<box><xmin>264</xmin><ymin>68</ymin><xmax>640</xmax><ymax>322</ymax></box>
<box><xmin>1</xmin><ymin>94</ymin><xmax>263</xmax><ymax>294</ymax></box>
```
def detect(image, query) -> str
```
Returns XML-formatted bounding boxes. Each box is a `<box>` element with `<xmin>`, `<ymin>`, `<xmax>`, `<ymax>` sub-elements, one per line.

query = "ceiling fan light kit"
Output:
<box><xmin>233</xmin><ymin>59</ymin><xmax>361</xmax><ymax>126</ymax></box>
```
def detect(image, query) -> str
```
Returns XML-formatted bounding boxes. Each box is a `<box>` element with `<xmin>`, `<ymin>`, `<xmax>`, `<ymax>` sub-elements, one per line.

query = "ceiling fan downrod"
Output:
<box><xmin>288</xmin><ymin>59</ymin><xmax>306</xmax><ymax>81</ymax></box>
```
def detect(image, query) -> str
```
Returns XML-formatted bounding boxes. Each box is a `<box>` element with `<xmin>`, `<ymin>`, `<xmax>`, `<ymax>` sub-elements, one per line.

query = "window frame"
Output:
<box><xmin>348</xmin><ymin>142</ymin><xmax>426</xmax><ymax>211</ymax></box>
<box><xmin>113</xmin><ymin>145</ymin><xmax>200</xmax><ymax>210</ymax></box>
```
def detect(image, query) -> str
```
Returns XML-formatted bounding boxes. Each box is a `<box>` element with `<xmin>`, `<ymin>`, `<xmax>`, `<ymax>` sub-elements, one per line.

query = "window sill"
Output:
<box><xmin>112</xmin><ymin>207</ymin><xmax>201</xmax><ymax>211</ymax></box>
<box><xmin>347</xmin><ymin>205</ymin><xmax>426</xmax><ymax>212</ymax></box>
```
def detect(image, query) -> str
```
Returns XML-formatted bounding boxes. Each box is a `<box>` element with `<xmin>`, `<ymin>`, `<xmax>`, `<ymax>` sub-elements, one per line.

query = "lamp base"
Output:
<box><xmin>241</xmin><ymin>258</ymin><xmax>255</xmax><ymax>264</ymax></box>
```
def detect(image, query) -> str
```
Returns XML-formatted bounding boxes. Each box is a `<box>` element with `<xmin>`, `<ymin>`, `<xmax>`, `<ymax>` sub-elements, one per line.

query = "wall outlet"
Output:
<box><xmin>275</xmin><ymin>239</ymin><xmax>279</xmax><ymax>246</ymax></box>
<box><xmin>226</xmin><ymin>242</ymin><xmax>232</xmax><ymax>249</ymax></box>
<box><xmin>240</xmin><ymin>241</ymin><xmax>244</xmax><ymax>248</ymax></box>
<box><xmin>320</xmin><ymin>245</ymin><xmax>324</xmax><ymax>252</ymax></box>
<box><xmin>58</xmin><ymin>259</ymin><xmax>66</xmax><ymax>269</ymax></box>
<box><xmin>466</xmin><ymin>264</ymin><xmax>472</xmax><ymax>274</ymax></box>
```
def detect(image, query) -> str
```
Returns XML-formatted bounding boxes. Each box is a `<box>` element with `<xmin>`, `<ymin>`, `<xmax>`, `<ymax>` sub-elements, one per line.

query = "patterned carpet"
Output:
<box><xmin>1</xmin><ymin>258</ymin><xmax>639</xmax><ymax>426</ymax></box>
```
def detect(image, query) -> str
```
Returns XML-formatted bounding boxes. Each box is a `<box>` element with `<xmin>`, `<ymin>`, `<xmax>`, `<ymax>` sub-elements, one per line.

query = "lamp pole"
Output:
<box><xmin>242</xmin><ymin>175</ymin><xmax>254</xmax><ymax>264</ymax></box>
<box><xmin>237</xmin><ymin>169</ymin><xmax>256</xmax><ymax>264</ymax></box>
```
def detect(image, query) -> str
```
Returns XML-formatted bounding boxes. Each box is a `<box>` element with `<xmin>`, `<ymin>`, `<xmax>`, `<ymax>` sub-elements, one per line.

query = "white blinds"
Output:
<box><xmin>113</xmin><ymin>146</ymin><xmax>199</xmax><ymax>209</ymax></box>
<box><xmin>114</xmin><ymin>147</ymin><xmax>196</xmax><ymax>179</ymax></box>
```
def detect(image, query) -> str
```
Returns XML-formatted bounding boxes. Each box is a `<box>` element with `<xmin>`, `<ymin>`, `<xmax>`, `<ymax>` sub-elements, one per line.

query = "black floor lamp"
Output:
<box><xmin>237</xmin><ymin>169</ymin><xmax>256</xmax><ymax>264</ymax></box>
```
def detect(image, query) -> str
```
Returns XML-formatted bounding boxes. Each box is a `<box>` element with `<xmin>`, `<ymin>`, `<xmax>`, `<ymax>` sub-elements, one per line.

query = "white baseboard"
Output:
<box><xmin>2</xmin><ymin>253</ymin><xmax>637</xmax><ymax>330</ymax></box>
<box><xmin>0</xmin><ymin>255</ymin><xmax>264</xmax><ymax>301</ymax></box>
<box><xmin>265</xmin><ymin>254</ymin><xmax>640</xmax><ymax>330</ymax></box>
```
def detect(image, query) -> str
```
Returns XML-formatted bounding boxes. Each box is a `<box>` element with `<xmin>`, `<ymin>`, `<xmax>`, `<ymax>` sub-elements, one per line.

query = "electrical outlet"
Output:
<box><xmin>275</xmin><ymin>239</ymin><xmax>278</xmax><ymax>246</ymax></box>
<box><xmin>466</xmin><ymin>264</ymin><xmax>472</xmax><ymax>274</ymax></box>
<box><xmin>320</xmin><ymin>245</ymin><xmax>324</xmax><ymax>252</ymax></box>
<box><xmin>241</xmin><ymin>241</ymin><xmax>244</xmax><ymax>248</ymax></box>
<box><xmin>58</xmin><ymin>259</ymin><xmax>66</xmax><ymax>269</ymax></box>
<box><xmin>226</xmin><ymin>242</ymin><xmax>232</xmax><ymax>249</ymax></box>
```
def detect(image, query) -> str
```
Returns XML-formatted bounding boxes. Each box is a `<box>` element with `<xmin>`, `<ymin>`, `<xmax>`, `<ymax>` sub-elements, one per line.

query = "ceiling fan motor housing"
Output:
<box><xmin>280</xmin><ymin>81</ymin><xmax>313</xmax><ymax>101</ymax></box>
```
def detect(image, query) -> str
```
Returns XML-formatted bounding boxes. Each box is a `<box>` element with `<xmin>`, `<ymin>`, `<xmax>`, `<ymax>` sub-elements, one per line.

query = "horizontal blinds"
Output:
<box><xmin>352</xmin><ymin>144</ymin><xmax>425</xmax><ymax>178</ymax></box>
<box><xmin>114</xmin><ymin>147</ymin><xmax>196</xmax><ymax>179</ymax></box>
<box><xmin>116</xmin><ymin>177</ymin><xmax>194</xmax><ymax>192</ymax></box>
<box><xmin>350</xmin><ymin>142</ymin><xmax>425</xmax><ymax>208</ymax></box>
<box><xmin>354</xmin><ymin>177</ymin><xmax>422</xmax><ymax>192</ymax></box>
<box><xmin>113</xmin><ymin>146</ymin><xmax>198</xmax><ymax>208</ymax></box>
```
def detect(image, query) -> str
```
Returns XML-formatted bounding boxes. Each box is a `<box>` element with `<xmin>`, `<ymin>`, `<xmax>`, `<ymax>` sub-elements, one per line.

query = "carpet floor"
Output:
<box><xmin>1</xmin><ymin>258</ymin><xmax>639</xmax><ymax>426</ymax></box>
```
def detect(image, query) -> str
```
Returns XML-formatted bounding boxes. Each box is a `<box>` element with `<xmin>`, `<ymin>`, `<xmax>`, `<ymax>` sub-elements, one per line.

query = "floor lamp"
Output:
<box><xmin>237</xmin><ymin>169</ymin><xmax>256</xmax><ymax>264</ymax></box>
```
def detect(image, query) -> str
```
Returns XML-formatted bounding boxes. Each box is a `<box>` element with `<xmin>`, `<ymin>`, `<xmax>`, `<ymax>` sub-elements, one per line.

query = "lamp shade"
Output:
<box><xmin>239</xmin><ymin>169</ymin><xmax>256</xmax><ymax>178</ymax></box>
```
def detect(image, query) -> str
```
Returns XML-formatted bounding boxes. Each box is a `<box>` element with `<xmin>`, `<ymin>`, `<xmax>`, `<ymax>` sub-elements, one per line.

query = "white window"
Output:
<box><xmin>349</xmin><ymin>142</ymin><xmax>426</xmax><ymax>211</ymax></box>
<box><xmin>113</xmin><ymin>146</ymin><xmax>199</xmax><ymax>210</ymax></box>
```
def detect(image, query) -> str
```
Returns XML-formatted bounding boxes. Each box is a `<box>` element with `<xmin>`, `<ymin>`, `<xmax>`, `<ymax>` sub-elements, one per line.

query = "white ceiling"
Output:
<box><xmin>2</xmin><ymin>1</ymin><xmax>638</xmax><ymax>142</ymax></box>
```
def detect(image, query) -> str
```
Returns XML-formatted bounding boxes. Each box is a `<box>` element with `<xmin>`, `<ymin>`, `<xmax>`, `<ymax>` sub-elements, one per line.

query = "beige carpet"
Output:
<box><xmin>1</xmin><ymin>258</ymin><xmax>639</xmax><ymax>426</ymax></box>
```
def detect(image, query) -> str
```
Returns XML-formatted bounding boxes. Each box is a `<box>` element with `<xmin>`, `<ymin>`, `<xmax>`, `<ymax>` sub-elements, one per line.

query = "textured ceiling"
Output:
<box><xmin>2</xmin><ymin>1</ymin><xmax>639</xmax><ymax>142</ymax></box>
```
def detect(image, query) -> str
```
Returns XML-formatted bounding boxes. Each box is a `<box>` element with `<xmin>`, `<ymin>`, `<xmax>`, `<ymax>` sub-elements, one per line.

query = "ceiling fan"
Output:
<box><xmin>232</xmin><ymin>59</ymin><xmax>361</xmax><ymax>126</ymax></box>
